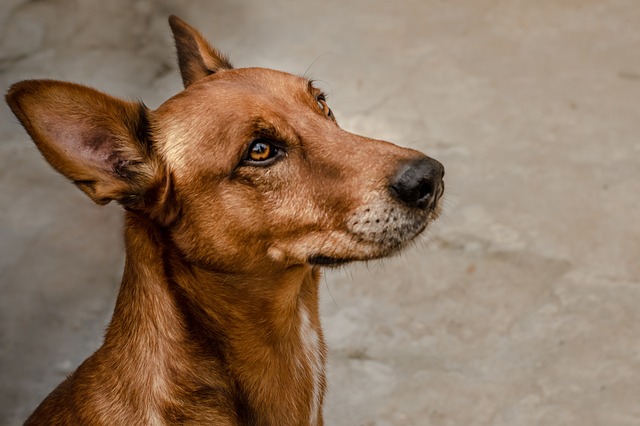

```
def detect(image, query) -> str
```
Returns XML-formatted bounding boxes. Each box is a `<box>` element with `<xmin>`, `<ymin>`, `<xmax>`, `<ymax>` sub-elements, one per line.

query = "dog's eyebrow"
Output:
<box><xmin>249</xmin><ymin>118</ymin><xmax>278</xmax><ymax>135</ymax></box>
<box><xmin>248</xmin><ymin>118</ymin><xmax>294</xmax><ymax>144</ymax></box>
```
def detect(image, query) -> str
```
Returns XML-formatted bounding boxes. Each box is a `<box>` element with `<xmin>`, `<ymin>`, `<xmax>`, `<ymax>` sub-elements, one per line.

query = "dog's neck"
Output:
<box><xmin>101</xmin><ymin>212</ymin><xmax>326</xmax><ymax>425</ymax></box>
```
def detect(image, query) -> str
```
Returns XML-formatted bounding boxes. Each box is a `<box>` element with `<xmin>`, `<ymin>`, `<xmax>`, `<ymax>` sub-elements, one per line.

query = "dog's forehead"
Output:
<box><xmin>222</xmin><ymin>67</ymin><xmax>313</xmax><ymax>95</ymax></box>
<box><xmin>193</xmin><ymin>67</ymin><xmax>314</xmax><ymax>103</ymax></box>
<box><xmin>155</xmin><ymin>67</ymin><xmax>317</xmax><ymax>131</ymax></box>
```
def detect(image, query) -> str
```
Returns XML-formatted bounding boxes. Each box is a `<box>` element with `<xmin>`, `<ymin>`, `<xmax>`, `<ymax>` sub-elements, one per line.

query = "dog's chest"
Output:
<box><xmin>298</xmin><ymin>305</ymin><xmax>323</xmax><ymax>425</ymax></box>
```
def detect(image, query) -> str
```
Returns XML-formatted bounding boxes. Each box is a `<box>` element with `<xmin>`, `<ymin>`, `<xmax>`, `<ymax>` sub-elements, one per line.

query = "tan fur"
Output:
<box><xmin>6</xmin><ymin>15</ymin><xmax>444</xmax><ymax>426</ymax></box>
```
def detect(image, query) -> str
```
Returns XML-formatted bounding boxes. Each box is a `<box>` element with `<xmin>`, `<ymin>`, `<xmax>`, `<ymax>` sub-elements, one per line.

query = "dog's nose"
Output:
<box><xmin>389</xmin><ymin>157</ymin><xmax>444</xmax><ymax>209</ymax></box>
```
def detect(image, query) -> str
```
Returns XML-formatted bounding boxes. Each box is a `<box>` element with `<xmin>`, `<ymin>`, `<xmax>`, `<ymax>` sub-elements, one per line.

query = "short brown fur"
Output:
<box><xmin>6</xmin><ymin>16</ymin><xmax>444</xmax><ymax>426</ymax></box>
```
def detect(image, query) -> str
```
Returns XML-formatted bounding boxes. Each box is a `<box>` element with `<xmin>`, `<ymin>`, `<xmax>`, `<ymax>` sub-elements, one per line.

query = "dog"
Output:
<box><xmin>6</xmin><ymin>15</ymin><xmax>444</xmax><ymax>426</ymax></box>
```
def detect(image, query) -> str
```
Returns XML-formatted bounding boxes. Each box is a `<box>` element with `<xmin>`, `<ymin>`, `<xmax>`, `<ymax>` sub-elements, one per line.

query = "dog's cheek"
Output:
<box><xmin>234</xmin><ymin>166</ymin><xmax>309</xmax><ymax>224</ymax></box>
<box><xmin>170</xmin><ymin>190</ymin><xmax>270</xmax><ymax>271</ymax></box>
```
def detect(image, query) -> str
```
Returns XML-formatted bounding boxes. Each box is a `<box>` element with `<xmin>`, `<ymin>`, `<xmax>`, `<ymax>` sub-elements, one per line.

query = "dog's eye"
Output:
<box><xmin>316</xmin><ymin>95</ymin><xmax>335</xmax><ymax>121</ymax></box>
<box><xmin>244</xmin><ymin>139</ymin><xmax>283</xmax><ymax>165</ymax></box>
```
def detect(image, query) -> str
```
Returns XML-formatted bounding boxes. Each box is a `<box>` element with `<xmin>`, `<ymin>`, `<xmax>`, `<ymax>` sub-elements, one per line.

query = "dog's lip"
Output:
<box><xmin>307</xmin><ymin>255</ymin><xmax>355</xmax><ymax>267</ymax></box>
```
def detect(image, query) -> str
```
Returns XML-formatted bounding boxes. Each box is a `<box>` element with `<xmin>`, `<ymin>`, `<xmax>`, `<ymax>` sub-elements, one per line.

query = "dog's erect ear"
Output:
<box><xmin>168</xmin><ymin>15</ymin><xmax>233</xmax><ymax>88</ymax></box>
<box><xmin>6</xmin><ymin>80</ymin><xmax>158</xmax><ymax>207</ymax></box>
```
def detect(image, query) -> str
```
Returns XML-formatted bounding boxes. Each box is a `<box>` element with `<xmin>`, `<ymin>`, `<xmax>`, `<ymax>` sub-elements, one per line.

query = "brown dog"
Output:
<box><xmin>6</xmin><ymin>15</ymin><xmax>444</xmax><ymax>426</ymax></box>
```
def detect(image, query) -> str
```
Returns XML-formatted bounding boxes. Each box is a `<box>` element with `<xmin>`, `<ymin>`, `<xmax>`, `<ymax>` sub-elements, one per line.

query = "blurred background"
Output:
<box><xmin>1</xmin><ymin>0</ymin><xmax>639</xmax><ymax>425</ymax></box>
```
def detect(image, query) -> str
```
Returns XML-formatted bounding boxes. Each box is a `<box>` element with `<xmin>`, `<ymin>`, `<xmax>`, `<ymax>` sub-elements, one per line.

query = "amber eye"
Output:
<box><xmin>316</xmin><ymin>95</ymin><xmax>335</xmax><ymax>121</ymax></box>
<box><xmin>249</xmin><ymin>140</ymin><xmax>272</xmax><ymax>160</ymax></box>
<box><xmin>245</xmin><ymin>139</ymin><xmax>283</xmax><ymax>165</ymax></box>
<box><xmin>316</xmin><ymin>98</ymin><xmax>327</xmax><ymax>112</ymax></box>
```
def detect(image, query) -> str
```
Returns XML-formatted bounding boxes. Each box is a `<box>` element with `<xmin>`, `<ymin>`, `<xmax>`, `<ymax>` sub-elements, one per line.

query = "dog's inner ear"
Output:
<box><xmin>6</xmin><ymin>80</ymin><xmax>158</xmax><ymax>208</ymax></box>
<box><xmin>169</xmin><ymin>15</ymin><xmax>233</xmax><ymax>88</ymax></box>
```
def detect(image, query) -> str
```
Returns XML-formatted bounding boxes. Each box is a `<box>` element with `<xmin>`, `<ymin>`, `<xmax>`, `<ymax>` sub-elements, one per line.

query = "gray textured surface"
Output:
<box><xmin>1</xmin><ymin>1</ymin><xmax>639</xmax><ymax>425</ymax></box>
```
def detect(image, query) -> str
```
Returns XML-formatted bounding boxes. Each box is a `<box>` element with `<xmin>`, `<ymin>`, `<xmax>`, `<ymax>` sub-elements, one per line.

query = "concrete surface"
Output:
<box><xmin>1</xmin><ymin>0</ymin><xmax>639</xmax><ymax>425</ymax></box>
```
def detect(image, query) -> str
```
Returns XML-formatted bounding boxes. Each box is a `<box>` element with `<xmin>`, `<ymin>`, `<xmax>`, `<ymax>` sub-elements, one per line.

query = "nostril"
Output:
<box><xmin>418</xmin><ymin>179</ymin><xmax>434</xmax><ymax>202</ymax></box>
<box><xmin>414</xmin><ymin>178</ymin><xmax>437</xmax><ymax>209</ymax></box>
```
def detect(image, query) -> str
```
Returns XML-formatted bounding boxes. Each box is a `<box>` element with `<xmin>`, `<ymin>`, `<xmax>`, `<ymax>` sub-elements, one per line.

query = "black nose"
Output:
<box><xmin>389</xmin><ymin>157</ymin><xmax>444</xmax><ymax>209</ymax></box>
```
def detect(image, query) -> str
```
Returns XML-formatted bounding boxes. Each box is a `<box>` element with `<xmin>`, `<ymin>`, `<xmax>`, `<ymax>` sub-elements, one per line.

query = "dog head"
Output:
<box><xmin>6</xmin><ymin>16</ymin><xmax>444</xmax><ymax>273</ymax></box>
